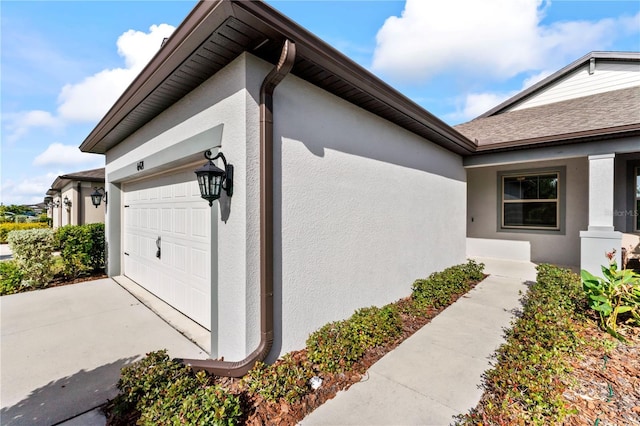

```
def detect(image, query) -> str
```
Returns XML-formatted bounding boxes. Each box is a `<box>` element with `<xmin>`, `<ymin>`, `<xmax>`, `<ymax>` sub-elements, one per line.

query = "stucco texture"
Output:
<box><xmin>103</xmin><ymin>53</ymin><xmax>468</xmax><ymax>362</ymax></box>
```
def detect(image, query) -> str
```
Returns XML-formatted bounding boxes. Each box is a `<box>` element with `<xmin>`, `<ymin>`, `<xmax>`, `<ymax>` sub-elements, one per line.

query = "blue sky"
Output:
<box><xmin>1</xmin><ymin>0</ymin><xmax>639</xmax><ymax>206</ymax></box>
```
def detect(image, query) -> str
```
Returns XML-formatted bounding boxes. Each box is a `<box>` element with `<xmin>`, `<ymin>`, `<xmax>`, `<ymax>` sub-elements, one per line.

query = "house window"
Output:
<box><xmin>502</xmin><ymin>172</ymin><xmax>559</xmax><ymax>230</ymax></box>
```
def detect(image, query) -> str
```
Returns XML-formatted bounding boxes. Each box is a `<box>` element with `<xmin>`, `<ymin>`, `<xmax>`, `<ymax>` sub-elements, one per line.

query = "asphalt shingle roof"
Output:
<box><xmin>454</xmin><ymin>86</ymin><xmax>640</xmax><ymax>146</ymax></box>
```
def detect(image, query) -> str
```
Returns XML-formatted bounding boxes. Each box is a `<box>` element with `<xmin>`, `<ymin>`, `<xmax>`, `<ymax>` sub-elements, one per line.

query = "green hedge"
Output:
<box><xmin>412</xmin><ymin>259</ymin><xmax>485</xmax><ymax>308</ymax></box>
<box><xmin>457</xmin><ymin>264</ymin><xmax>585</xmax><ymax>425</ymax></box>
<box><xmin>0</xmin><ymin>260</ymin><xmax>24</xmax><ymax>295</ymax></box>
<box><xmin>0</xmin><ymin>222</ymin><xmax>48</xmax><ymax>243</ymax></box>
<box><xmin>111</xmin><ymin>350</ymin><xmax>242</xmax><ymax>426</ymax></box>
<box><xmin>7</xmin><ymin>228</ymin><xmax>55</xmax><ymax>288</ymax></box>
<box><xmin>55</xmin><ymin>223</ymin><xmax>105</xmax><ymax>278</ymax></box>
<box><xmin>108</xmin><ymin>260</ymin><xmax>486</xmax><ymax>423</ymax></box>
<box><xmin>306</xmin><ymin>304</ymin><xmax>403</xmax><ymax>373</ymax></box>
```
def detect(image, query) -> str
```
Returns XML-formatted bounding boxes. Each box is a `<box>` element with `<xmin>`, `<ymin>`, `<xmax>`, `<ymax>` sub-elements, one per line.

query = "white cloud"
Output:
<box><xmin>4</xmin><ymin>110</ymin><xmax>62</xmax><ymax>143</ymax></box>
<box><xmin>58</xmin><ymin>23</ymin><xmax>175</xmax><ymax>123</ymax></box>
<box><xmin>445</xmin><ymin>90</ymin><xmax>515</xmax><ymax>124</ymax></box>
<box><xmin>1</xmin><ymin>172</ymin><xmax>60</xmax><ymax>205</ymax></box>
<box><xmin>57</xmin><ymin>67</ymin><xmax>136</xmax><ymax>122</ymax></box>
<box><xmin>372</xmin><ymin>0</ymin><xmax>637</xmax><ymax>83</ymax></box>
<box><xmin>6</xmin><ymin>23</ymin><xmax>175</xmax><ymax>142</ymax></box>
<box><xmin>33</xmin><ymin>143</ymin><xmax>104</xmax><ymax>168</ymax></box>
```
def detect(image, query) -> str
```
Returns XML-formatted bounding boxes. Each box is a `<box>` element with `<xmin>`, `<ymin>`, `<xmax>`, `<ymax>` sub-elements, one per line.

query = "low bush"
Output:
<box><xmin>7</xmin><ymin>228</ymin><xmax>55</xmax><ymax>288</ymax></box>
<box><xmin>111</xmin><ymin>350</ymin><xmax>243</xmax><ymax>426</ymax></box>
<box><xmin>113</xmin><ymin>350</ymin><xmax>192</xmax><ymax>416</ymax></box>
<box><xmin>55</xmin><ymin>223</ymin><xmax>105</xmax><ymax>278</ymax></box>
<box><xmin>0</xmin><ymin>260</ymin><xmax>24</xmax><ymax>295</ymax></box>
<box><xmin>85</xmin><ymin>223</ymin><xmax>105</xmax><ymax>271</ymax></box>
<box><xmin>412</xmin><ymin>259</ymin><xmax>485</xmax><ymax>308</ymax></box>
<box><xmin>0</xmin><ymin>222</ymin><xmax>48</xmax><ymax>243</ymax></box>
<box><xmin>244</xmin><ymin>353</ymin><xmax>315</xmax><ymax>404</ymax></box>
<box><xmin>306</xmin><ymin>304</ymin><xmax>402</xmax><ymax>373</ymax></box>
<box><xmin>139</xmin><ymin>373</ymin><xmax>242</xmax><ymax>426</ymax></box>
<box><xmin>458</xmin><ymin>264</ymin><xmax>585</xmax><ymax>425</ymax></box>
<box><xmin>109</xmin><ymin>260</ymin><xmax>487</xmax><ymax>423</ymax></box>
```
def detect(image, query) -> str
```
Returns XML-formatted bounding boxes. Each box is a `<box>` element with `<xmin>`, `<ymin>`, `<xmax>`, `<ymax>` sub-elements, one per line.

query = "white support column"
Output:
<box><xmin>580</xmin><ymin>153</ymin><xmax>621</xmax><ymax>275</ymax></box>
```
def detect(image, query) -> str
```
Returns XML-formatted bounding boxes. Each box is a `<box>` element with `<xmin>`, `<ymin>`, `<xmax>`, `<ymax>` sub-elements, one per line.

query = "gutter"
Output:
<box><xmin>181</xmin><ymin>39</ymin><xmax>296</xmax><ymax>377</ymax></box>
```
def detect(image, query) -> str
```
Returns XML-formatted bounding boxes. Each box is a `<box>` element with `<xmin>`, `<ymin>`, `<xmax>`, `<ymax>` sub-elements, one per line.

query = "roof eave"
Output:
<box><xmin>476</xmin><ymin>51</ymin><xmax>640</xmax><ymax>119</ymax></box>
<box><xmin>79</xmin><ymin>0</ymin><xmax>233</xmax><ymax>153</ymax></box>
<box><xmin>474</xmin><ymin>123</ymin><xmax>640</xmax><ymax>153</ymax></box>
<box><xmin>79</xmin><ymin>0</ymin><xmax>475</xmax><ymax>156</ymax></box>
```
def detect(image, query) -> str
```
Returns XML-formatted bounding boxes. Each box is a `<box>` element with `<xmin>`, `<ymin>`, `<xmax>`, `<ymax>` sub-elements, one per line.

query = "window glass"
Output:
<box><xmin>504</xmin><ymin>202</ymin><xmax>557</xmax><ymax>227</ymax></box>
<box><xmin>502</xmin><ymin>172</ymin><xmax>559</xmax><ymax>230</ymax></box>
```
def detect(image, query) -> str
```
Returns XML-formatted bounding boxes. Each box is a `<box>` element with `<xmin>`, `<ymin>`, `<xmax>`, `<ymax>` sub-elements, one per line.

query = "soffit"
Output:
<box><xmin>80</xmin><ymin>0</ymin><xmax>475</xmax><ymax>156</ymax></box>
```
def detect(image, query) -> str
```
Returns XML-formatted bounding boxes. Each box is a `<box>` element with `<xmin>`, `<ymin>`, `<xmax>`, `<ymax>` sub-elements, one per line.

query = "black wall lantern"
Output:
<box><xmin>91</xmin><ymin>187</ymin><xmax>107</xmax><ymax>208</ymax></box>
<box><xmin>194</xmin><ymin>150</ymin><xmax>233</xmax><ymax>206</ymax></box>
<box><xmin>63</xmin><ymin>196</ymin><xmax>71</xmax><ymax>210</ymax></box>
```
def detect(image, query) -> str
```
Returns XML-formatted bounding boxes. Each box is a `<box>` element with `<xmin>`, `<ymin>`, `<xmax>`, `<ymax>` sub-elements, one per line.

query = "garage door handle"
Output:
<box><xmin>124</xmin><ymin>252</ymin><xmax>129</xmax><ymax>256</ymax></box>
<box><xmin>156</xmin><ymin>236</ymin><xmax>161</xmax><ymax>259</ymax></box>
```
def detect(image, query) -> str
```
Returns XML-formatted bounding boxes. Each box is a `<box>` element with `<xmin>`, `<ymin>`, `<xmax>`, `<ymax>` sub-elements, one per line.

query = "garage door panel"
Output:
<box><xmin>191</xmin><ymin>208</ymin><xmax>209</xmax><ymax>239</ymax></box>
<box><xmin>123</xmin><ymin>169</ymin><xmax>212</xmax><ymax>330</ymax></box>
<box><xmin>175</xmin><ymin>209</ymin><xmax>187</xmax><ymax>235</ymax></box>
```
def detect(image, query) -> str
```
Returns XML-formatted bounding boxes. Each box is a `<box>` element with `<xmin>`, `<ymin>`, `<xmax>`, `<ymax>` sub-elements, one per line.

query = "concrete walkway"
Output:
<box><xmin>0</xmin><ymin>243</ymin><xmax>12</xmax><ymax>261</ymax></box>
<box><xmin>301</xmin><ymin>257</ymin><xmax>537</xmax><ymax>426</ymax></box>
<box><xmin>0</xmin><ymin>279</ymin><xmax>207</xmax><ymax>426</ymax></box>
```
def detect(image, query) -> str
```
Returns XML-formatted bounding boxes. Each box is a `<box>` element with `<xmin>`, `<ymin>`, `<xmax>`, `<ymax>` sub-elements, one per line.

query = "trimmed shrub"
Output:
<box><xmin>114</xmin><ymin>350</ymin><xmax>191</xmax><ymax>415</ymax></box>
<box><xmin>85</xmin><ymin>223</ymin><xmax>105</xmax><ymax>271</ymax></box>
<box><xmin>7</xmin><ymin>228</ymin><xmax>55</xmax><ymax>288</ymax></box>
<box><xmin>138</xmin><ymin>372</ymin><xmax>242</xmax><ymax>426</ymax></box>
<box><xmin>0</xmin><ymin>260</ymin><xmax>24</xmax><ymax>295</ymax></box>
<box><xmin>112</xmin><ymin>350</ymin><xmax>242</xmax><ymax>426</ymax></box>
<box><xmin>457</xmin><ymin>264</ymin><xmax>585</xmax><ymax>425</ymax></box>
<box><xmin>412</xmin><ymin>259</ymin><xmax>484</xmax><ymax>308</ymax></box>
<box><xmin>244</xmin><ymin>353</ymin><xmax>315</xmax><ymax>403</ymax></box>
<box><xmin>56</xmin><ymin>223</ymin><xmax>105</xmax><ymax>278</ymax></box>
<box><xmin>0</xmin><ymin>222</ymin><xmax>48</xmax><ymax>243</ymax></box>
<box><xmin>306</xmin><ymin>304</ymin><xmax>403</xmax><ymax>373</ymax></box>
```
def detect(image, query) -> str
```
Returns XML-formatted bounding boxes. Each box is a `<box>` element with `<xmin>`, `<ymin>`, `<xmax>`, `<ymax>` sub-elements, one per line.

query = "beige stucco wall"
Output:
<box><xmin>467</xmin><ymin>157</ymin><xmax>588</xmax><ymax>267</ymax></box>
<box><xmin>51</xmin><ymin>182</ymin><xmax>105</xmax><ymax>229</ymax></box>
<box><xmin>79</xmin><ymin>183</ymin><xmax>106</xmax><ymax>225</ymax></box>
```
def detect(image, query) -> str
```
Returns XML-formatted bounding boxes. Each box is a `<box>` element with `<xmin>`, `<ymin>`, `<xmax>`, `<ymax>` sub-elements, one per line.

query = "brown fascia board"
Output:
<box><xmin>474</xmin><ymin>123</ymin><xmax>640</xmax><ymax>153</ymax></box>
<box><xmin>477</xmin><ymin>51</ymin><xmax>640</xmax><ymax>119</ymax></box>
<box><xmin>80</xmin><ymin>0</ymin><xmax>475</xmax><ymax>156</ymax></box>
<box><xmin>79</xmin><ymin>0</ymin><xmax>233</xmax><ymax>153</ymax></box>
<box><xmin>233</xmin><ymin>1</ymin><xmax>475</xmax><ymax>155</ymax></box>
<box><xmin>51</xmin><ymin>170</ymin><xmax>105</xmax><ymax>191</ymax></box>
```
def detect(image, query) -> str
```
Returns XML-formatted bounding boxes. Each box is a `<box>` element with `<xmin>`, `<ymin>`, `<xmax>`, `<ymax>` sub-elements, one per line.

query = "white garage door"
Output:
<box><xmin>123</xmin><ymin>169</ymin><xmax>212</xmax><ymax>329</ymax></box>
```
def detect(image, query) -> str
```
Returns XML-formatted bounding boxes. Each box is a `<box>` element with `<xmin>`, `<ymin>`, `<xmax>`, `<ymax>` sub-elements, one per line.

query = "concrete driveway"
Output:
<box><xmin>0</xmin><ymin>279</ymin><xmax>207</xmax><ymax>426</ymax></box>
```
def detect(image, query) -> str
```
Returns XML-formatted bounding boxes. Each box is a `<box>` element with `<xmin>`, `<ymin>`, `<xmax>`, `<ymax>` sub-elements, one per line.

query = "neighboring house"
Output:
<box><xmin>45</xmin><ymin>168</ymin><xmax>106</xmax><ymax>229</ymax></box>
<box><xmin>79</xmin><ymin>0</ymin><xmax>472</xmax><ymax>374</ymax></box>
<box><xmin>78</xmin><ymin>0</ymin><xmax>639</xmax><ymax>376</ymax></box>
<box><xmin>457</xmin><ymin>52</ymin><xmax>640</xmax><ymax>273</ymax></box>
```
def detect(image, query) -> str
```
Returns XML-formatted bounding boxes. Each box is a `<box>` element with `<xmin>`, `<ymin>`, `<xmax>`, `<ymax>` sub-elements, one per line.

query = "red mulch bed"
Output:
<box><xmin>563</xmin><ymin>325</ymin><xmax>640</xmax><ymax>426</ymax></box>
<box><xmin>215</xmin><ymin>291</ymin><xmax>475</xmax><ymax>426</ymax></box>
